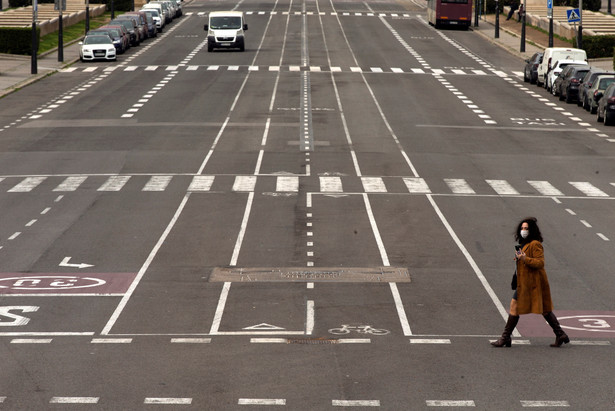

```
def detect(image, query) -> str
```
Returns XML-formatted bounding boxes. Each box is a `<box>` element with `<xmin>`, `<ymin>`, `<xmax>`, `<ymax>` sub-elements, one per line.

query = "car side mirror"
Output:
<box><xmin>204</xmin><ymin>24</ymin><xmax>208</xmax><ymax>31</ymax></box>
<box><xmin>243</xmin><ymin>23</ymin><xmax>248</xmax><ymax>30</ymax></box>
<box><xmin>79</xmin><ymin>41</ymin><xmax>83</xmax><ymax>45</ymax></box>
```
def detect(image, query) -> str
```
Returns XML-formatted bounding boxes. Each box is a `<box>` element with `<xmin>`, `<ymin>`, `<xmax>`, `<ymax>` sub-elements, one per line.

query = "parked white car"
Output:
<box><xmin>546</xmin><ymin>59</ymin><xmax>587</xmax><ymax>93</ymax></box>
<box><xmin>79</xmin><ymin>35</ymin><xmax>117</xmax><ymax>62</ymax></box>
<box><xmin>537</xmin><ymin>47</ymin><xmax>587</xmax><ymax>87</ymax></box>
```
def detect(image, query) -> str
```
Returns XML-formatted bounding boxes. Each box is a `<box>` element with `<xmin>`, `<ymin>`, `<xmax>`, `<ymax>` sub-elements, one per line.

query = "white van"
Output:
<box><xmin>204</xmin><ymin>11</ymin><xmax>248</xmax><ymax>52</ymax></box>
<box><xmin>142</xmin><ymin>3</ymin><xmax>166</xmax><ymax>27</ymax></box>
<box><xmin>537</xmin><ymin>47</ymin><xmax>587</xmax><ymax>87</ymax></box>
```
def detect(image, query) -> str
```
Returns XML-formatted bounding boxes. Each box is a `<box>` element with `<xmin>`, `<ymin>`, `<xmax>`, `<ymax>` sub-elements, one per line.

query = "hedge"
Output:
<box><xmin>0</xmin><ymin>27</ymin><xmax>39</xmax><ymax>55</ymax></box>
<box><xmin>583</xmin><ymin>35</ymin><xmax>615</xmax><ymax>58</ymax></box>
<box><xmin>483</xmin><ymin>0</ymin><xmax>601</xmax><ymax>14</ymax></box>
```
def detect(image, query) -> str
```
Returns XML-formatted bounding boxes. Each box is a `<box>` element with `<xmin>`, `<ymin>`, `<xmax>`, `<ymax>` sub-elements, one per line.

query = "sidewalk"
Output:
<box><xmin>0</xmin><ymin>39</ymin><xmax>82</xmax><ymax>98</ymax></box>
<box><xmin>473</xmin><ymin>14</ymin><xmax>613</xmax><ymax>70</ymax></box>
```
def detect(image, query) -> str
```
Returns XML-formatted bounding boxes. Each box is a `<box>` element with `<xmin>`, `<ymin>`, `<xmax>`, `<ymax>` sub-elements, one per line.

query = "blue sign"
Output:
<box><xmin>566</xmin><ymin>8</ymin><xmax>581</xmax><ymax>23</ymax></box>
<box><xmin>547</xmin><ymin>0</ymin><xmax>552</xmax><ymax>9</ymax></box>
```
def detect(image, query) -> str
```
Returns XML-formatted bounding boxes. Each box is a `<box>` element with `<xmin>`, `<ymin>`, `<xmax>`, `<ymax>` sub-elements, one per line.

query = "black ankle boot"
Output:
<box><xmin>491</xmin><ymin>315</ymin><xmax>520</xmax><ymax>347</ymax></box>
<box><xmin>543</xmin><ymin>312</ymin><xmax>570</xmax><ymax>347</ymax></box>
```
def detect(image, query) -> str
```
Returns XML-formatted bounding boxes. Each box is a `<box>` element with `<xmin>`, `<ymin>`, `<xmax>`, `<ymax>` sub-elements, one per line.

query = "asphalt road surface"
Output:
<box><xmin>1</xmin><ymin>0</ymin><xmax>615</xmax><ymax>409</ymax></box>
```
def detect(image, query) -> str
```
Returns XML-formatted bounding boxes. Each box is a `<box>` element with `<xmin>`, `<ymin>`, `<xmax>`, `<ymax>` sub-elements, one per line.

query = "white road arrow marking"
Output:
<box><xmin>59</xmin><ymin>257</ymin><xmax>94</xmax><ymax>269</ymax></box>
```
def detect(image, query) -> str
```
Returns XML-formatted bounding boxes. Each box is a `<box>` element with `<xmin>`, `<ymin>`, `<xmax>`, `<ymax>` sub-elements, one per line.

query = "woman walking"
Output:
<box><xmin>492</xmin><ymin>217</ymin><xmax>570</xmax><ymax>348</ymax></box>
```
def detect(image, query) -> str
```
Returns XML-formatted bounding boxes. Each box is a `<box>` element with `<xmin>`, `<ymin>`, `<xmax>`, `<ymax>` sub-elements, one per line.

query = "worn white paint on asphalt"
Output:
<box><xmin>144</xmin><ymin>398</ymin><xmax>192</xmax><ymax>404</ymax></box>
<box><xmin>238</xmin><ymin>398</ymin><xmax>286</xmax><ymax>405</ymax></box>
<box><xmin>49</xmin><ymin>397</ymin><xmax>99</xmax><ymax>404</ymax></box>
<box><xmin>426</xmin><ymin>400</ymin><xmax>475</xmax><ymax>406</ymax></box>
<box><xmin>97</xmin><ymin>176</ymin><xmax>131</xmax><ymax>192</ymax></box>
<box><xmin>319</xmin><ymin>176</ymin><xmax>343</xmax><ymax>192</ymax></box>
<box><xmin>527</xmin><ymin>181</ymin><xmax>564</xmax><ymax>196</ymax></box>
<box><xmin>332</xmin><ymin>399</ymin><xmax>380</xmax><ymax>406</ymax></box>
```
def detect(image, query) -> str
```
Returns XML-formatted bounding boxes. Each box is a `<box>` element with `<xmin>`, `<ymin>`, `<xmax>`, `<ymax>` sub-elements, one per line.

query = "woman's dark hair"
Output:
<box><xmin>515</xmin><ymin>217</ymin><xmax>543</xmax><ymax>243</ymax></box>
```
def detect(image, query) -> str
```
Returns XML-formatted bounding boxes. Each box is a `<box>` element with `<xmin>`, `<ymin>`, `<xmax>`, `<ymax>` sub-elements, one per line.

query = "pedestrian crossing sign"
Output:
<box><xmin>566</xmin><ymin>8</ymin><xmax>581</xmax><ymax>23</ymax></box>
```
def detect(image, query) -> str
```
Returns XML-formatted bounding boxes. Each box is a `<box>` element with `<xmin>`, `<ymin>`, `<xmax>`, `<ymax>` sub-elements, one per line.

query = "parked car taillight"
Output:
<box><xmin>571</xmin><ymin>78</ymin><xmax>579</xmax><ymax>83</ymax></box>
<box><xmin>608</xmin><ymin>97</ymin><xmax>615</xmax><ymax>104</ymax></box>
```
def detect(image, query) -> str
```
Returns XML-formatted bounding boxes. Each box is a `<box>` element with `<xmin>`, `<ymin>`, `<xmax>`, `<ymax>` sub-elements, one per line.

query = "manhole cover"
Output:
<box><xmin>209</xmin><ymin>267</ymin><xmax>410</xmax><ymax>283</ymax></box>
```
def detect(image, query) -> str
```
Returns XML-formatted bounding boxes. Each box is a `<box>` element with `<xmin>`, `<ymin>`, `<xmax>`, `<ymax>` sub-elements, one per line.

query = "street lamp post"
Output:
<box><xmin>495</xmin><ymin>0</ymin><xmax>499</xmax><ymax>38</ymax></box>
<box><xmin>31</xmin><ymin>0</ymin><xmax>37</xmax><ymax>74</ymax></box>
<box><xmin>85</xmin><ymin>0</ymin><xmax>89</xmax><ymax>32</ymax></box>
<box><xmin>520</xmin><ymin>0</ymin><xmax>526</xmax><ymax>52</ymax></box>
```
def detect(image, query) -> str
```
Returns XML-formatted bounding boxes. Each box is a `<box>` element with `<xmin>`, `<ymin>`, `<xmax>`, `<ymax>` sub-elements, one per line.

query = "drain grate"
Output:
<box><xmin>287</xmin><ymin>338</ymin><xmax>338</xmax><ymax>345</ymax></box>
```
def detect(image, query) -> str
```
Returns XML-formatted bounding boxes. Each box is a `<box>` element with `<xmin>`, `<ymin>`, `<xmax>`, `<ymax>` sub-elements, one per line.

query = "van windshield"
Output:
<box><xmin>210</xmin><ymin>16</ymin><xmax>242</xmax><ymax>29</ymax></box>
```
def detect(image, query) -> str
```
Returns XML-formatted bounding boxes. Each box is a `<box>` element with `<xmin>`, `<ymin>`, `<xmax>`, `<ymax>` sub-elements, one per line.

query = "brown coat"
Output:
<box><xmin>516</xmin><ymin>240</ymin><xmax>553</xmax><ymax>315</ymax></box>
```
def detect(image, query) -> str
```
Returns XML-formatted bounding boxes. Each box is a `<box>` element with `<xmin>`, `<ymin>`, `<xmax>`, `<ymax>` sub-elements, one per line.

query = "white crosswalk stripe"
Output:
<box><xmin>486</xmin><ymin>180</ymin><xmax>519</xmax><ymax>195</ymax></box>
<box><xmin>188</xmin><ymin>176</ymin><xmax>215</xmax><ymax>191</ymax></box>
<box><xmin>403</xmin><ymin>177</ymin><xmax>431</xmax><ymax>193</ymax></box>
<box><xmin>319</xmin><ymin>176</ymin><xmax>343</xmax><ymax>192</ymax></box>
<box><xmin>362</xmin><ymin>177</ymin><xmax>387</xmax><ymax>193</ymax></box>
<box><xmin>444</xmin><ymin>179</ymin><xmax>475</xmax><ymax>194</ymax></box>
<box><xmin>142</xmin><ymin>176</ymin><xmax>173</xmax><ymax>191</ymax></box>
<box><xmin>8</xmin><ymin>177</ymin><xmax>47</xmax><ymax>192</ymax></box>
<box><xmin>97</xmin><ymin>176</ymin><xmax>131</xmax><ymax>192</ymax></box>
<box><xmin>54</xmin><ymin>176</ymin><xmax>87</xmax><ymax>192</ymax></box>
<box><xmin>276</xmin><ymin>176</ymin><xmax>299</xmax><ymax>192</ymax></box>
<box><xmin>233</xmin><ymin>176</ymin><xmax>257</xmax><ymax>192</ymax></box>
<box><xmin>569</xmin><ymin>182</ymin><xmax>609</xmax><ymax>197</ymax></box>
<box><xmin>527</xmin><ymin>180</ymin><xmax>564</xmax><ymax>196</ymax></box>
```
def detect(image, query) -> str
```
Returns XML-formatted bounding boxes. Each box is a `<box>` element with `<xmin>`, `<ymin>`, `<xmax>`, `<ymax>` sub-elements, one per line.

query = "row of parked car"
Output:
<box><xmin>79</xmin><ymin>0</ymin><xmax>183</xmax><ymax>62</ymax></box>
<box><xmin>523</xmin><ymin>47</ymin><xmax>615</xmax><ymax>125</ymax></box>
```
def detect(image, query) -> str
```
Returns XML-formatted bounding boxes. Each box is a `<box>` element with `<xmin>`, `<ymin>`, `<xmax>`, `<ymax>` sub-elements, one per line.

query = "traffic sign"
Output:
<box><xmin>566</xmin><ymin>8</ymin><xmax>581</xmax><ymax>23</ymax></box>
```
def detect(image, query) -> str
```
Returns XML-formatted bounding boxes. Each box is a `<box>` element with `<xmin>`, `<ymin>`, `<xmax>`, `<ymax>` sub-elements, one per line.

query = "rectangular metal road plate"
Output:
<box><xmin>209</xmin><ymin>267</ymin><xmax>410</xmax><ymax>283</ymax></box>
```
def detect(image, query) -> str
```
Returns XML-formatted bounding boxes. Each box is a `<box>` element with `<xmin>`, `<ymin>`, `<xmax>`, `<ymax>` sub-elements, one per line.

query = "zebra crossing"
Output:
<box><xmin>186</xmin><ymin>11</ymin><xmax>414</xmax><ymax>18</ymax></box>
<box><xmin>60</xmin><ymin>65</ymin><xmax>496</xmax><ymax>76</ymax></box>
<box><xmin>1</xmin><ymin>175</ymin><xmax>614</xmax><ymax>198</ymax></box>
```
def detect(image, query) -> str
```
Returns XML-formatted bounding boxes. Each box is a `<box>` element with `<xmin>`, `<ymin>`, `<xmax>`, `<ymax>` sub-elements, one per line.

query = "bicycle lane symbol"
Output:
<box><xmin>328</xmin><ymin>324</ymin><xmax>390</xmax><ymax>336</ymax></box>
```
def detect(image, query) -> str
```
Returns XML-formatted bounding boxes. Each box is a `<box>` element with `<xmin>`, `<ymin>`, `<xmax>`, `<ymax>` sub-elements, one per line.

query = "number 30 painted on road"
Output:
<box><xmin>0</xmin><ymin>306</ymin><xmax>39</xmax><ymax>326</ymax></box>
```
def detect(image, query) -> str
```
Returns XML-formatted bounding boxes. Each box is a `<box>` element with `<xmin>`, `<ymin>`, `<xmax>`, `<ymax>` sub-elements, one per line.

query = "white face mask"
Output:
<box><xmin>520</xmin><ymin>229</ymin><xmax>529</xmax><ymax>239</ymax></box>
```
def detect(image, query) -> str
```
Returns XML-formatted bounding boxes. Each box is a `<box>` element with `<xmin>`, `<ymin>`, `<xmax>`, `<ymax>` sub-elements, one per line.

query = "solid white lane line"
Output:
<box><xmin>144</xmin><ymin>398</ymin><xmax>192</xmax><ymax>404</ymax></box>
<box><xmin>362</xmin><ymin>193</ymin><xmax>390</xmax><ymax>266</ymax></box>
<box><xmin>410</xmin><ymin>339</ymin><xmax>451</xmax><ymax>344</ymax></box>
<box><xmin>50</xmin><ymin>397</ymin><xmax>99</xmax><ymax>404</ymax></box>
<box><xmin>306</xmin><ymin>300</ymin><xmax>315</xmax><ymax>335</ymax></box>
<box><xmin>101</xmin><ymin>194</ymin><xmax>191</xmax><ymax>335</ymax></box>
<box><xmin>251</xmin><ymin>338</ymin><xmax>287</xmax><ymax>343</ymax></box>
<box><xmin>520</xmin><ymin>400</ymin><xmax>569</xmax><ymax>407</ymax></box>
<box><xmin>390</xmin><ymin>283</ymin><xmax>412</xmax><ymax>336</ymax></box>
<box><xmin>597</xmin><ymin>233</ymin><xmax>610</xmax><ymax>241</ymax></box>
<box><xmin>171</xmin><ymin>338</ymin><xmax>211</xmax><ymax>343</ymax></box>
<box><xmin>332</xmin><ymin>400</ymin><xmax>380</xmax><ymax>406</ymax></box>
<box><xmin>209</xmin><ymin>282</ymin><xmax>231</xmax><ymax>335</ymax></box>
<box><xmin>91</xmin><ymin>338</ymin><xmax>132</xmax><ymax>343</ymax></box>
<box><xmin>426</xmin><ymin>194</ymin><xmax>515</xmax><ymax>328</ymax></box>
<box><xmin>230</xmin><ymin>192</ymin><xmax>255</xmax><ymax>266</ymax></box>
<box><xmin>426</xmin><ymin>400</ymin><xmax>475</xmax><ymax>406</ymax></box>
<box><xmin>11</xmin><ymin>339</ymin><xmax>52</xmax><ymax>344</ymax></box>
<box><xmin>238</xmin><ymin>399</ymin><xmax>286</xmax><ymax>405</ymax></box>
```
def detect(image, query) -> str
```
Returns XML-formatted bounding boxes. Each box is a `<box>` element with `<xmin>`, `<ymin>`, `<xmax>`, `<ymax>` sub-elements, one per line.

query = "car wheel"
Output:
<box><xmin>558</xmin><ymin>88</ymin><xmax>564</xmax><ymax>100</ymax></box>
<box><xmin>605</xmin><ymin>112</ymin><xmax>614</xmax><ymax>126</ymax></box>
<box><xmin>597</xmin><ymin>107</ymin><xmax>604</xmax><ymax>122</ymax></box>
<box><xmin>590</xmin><ymin>103</ymin><xmax>597</xmax><ymax>115</ymax></box>
<box><xmin>523</xmin><ymin>71</ymin><xmax>529</xmax><ymax>82</ymax></box>
<box><xmin>583</xmin><ymin>97</ymin><xmax>590</xmax><ymax>111</ymax></box>
<box><xmin>565</xmin><ymin>91</ymin><xmax>572</xmax><ymax>104</ymax></box>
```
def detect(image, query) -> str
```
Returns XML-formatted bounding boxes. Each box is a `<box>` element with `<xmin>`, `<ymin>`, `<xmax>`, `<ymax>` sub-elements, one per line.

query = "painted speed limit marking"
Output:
<box><xmin>559</xmin><ymin>315</ymin><xmax>615</xmax><ymax>333</ymax></box>
<box><xmin>0</xmin><ymin>273</ymin><xmax>137</xmax><ymax>295</ymax></box>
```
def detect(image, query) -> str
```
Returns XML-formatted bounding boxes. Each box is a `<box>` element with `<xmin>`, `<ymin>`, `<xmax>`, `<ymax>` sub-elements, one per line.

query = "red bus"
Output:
<box><xmin>427</xmin><ymin>0</ymin><xmax>472</xmax><ymax>29</ymax></box>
